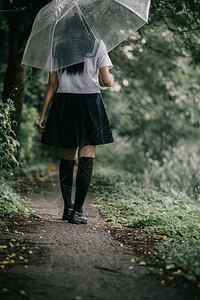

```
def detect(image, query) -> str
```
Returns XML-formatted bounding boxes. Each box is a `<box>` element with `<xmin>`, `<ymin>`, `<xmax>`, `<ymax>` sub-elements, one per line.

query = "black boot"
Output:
<box><xmin>59</xmin><ymin>158</ymin><xmax>76</xmax><ymax>220</ymax></box>
<box><xmin>68</xmin><ymin>210</ymin><xmax>87</xmax><ymax>224</ymax></box>
<box><xmin>62</xmin><ymin>207</ymin><xmax>73</xmax><ymax>221</ymax></box>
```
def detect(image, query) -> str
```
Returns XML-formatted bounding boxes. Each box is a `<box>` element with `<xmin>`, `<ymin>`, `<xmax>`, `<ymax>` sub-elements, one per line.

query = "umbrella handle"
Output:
<box><xmin>99</xmin><ymin>85</ymin><xmax>109</xmax><ymax>91</ymax></box>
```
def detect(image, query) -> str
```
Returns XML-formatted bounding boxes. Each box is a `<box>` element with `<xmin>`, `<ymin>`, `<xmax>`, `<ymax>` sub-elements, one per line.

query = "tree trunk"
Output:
<box><xmin>2</xmin><ymin>0</ymin><xmax>50</xmax><ymax>160</ymax></box>
<box><xmin>3</xmin><ymin>9</ymin><xmax>28</xmax><ymax>159</ymax></box>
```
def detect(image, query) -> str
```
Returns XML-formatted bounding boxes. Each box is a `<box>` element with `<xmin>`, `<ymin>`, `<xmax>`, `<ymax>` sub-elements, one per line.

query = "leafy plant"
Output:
<box><xmin>0</xmin><ymin>98</ymin><xmax>30</xmax><ymax>222</ymax></box>
<box><xmin>0</xmin><ymin>98</ymin><xmax>19</xmax><ymax>176</ymax></box>
<box><xmin>93</xmin><ymin>169</ymin><xmax>200</xmax><ymax>278</ymax></box>
<box><xmin>0</xmin><ymin>182</ymin><xmax>29</xmax><ymax>219</ymax></box>
<box><xmin>144</xmin><ymin>141</ymin><xmax>200</xmax><ymax>197</ymax></box>
<box><xmin>19</xmin><ymin>103</ymin><xmax>40</xmax><ymax>163</ymax></box>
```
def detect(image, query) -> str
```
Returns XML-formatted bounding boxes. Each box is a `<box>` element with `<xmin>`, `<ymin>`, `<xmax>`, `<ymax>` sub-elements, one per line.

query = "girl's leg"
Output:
<box><xmin>59</xmin><ymin>148</ymin><xmax>78</xmax><ymax>220</ymax></box>
<box><xmin>68</xmin><ymin>145</ymin><xmax>96</xmax><ymax>224</ymax></box>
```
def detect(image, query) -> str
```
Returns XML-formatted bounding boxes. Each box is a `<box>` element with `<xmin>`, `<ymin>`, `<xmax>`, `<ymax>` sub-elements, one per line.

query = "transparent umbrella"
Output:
<box><xmin>22</xmin><ymin>0</ymin><xmax>151</xmax><ymax>72</ymax></box>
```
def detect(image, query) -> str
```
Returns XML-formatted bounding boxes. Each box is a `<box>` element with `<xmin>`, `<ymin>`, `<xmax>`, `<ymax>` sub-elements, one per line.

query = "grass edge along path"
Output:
<box><xmin>0</xmin><ymin>164</ymin><xmax>49</xmax><ymax>230</ymax></box>
<box><xmin>92</xmin><ymin>169</ymin><xmax>200</xmax><ymax>284</ymax></box>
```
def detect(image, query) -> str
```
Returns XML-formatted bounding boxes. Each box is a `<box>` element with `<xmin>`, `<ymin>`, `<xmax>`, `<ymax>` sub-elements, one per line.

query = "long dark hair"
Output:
<box><xmin>61</xmin><ymin>62</ymin><xmax>84</xmax><ymax>75</ymax></box>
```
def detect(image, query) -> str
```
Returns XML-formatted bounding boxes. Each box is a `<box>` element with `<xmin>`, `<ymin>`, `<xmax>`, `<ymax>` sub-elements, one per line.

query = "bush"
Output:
<box><xmin>0</xmin><ymin>98</ymin><xmax>19</xmax><ymax>176</ymax></box>
<box><xmin>19</xmin><ymin>103</ymin><xmax>40</xmax><ymax>163</ymax></box>
<box><xmin>93</xmin><ymin>169</ymin><xmax>200</xmax><ymax>278</ymax></box>
<box><xmin>0</xmin><ymin>182</ymin><xmax>28</xmax><ymax>221</ymax></box>
<box><xmin>144</xmin><ymin>140</ymin><xmax>200</xmax><ymax>197</ymax></box>
<box><xmin>0</xmin><ymin>98</ymin><xmax>29</xmax><ymax>222</ymax></box>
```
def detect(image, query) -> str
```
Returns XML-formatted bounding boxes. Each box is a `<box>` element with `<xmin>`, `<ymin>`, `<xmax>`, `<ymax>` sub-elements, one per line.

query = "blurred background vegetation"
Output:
<box><xmin>0</xmin><ymin>0</ymin><xmax>200</xmax><ymax>278</ymax></box>
<box><xmin>1</xmin><ymin>0</ymin><xmax>200</xmax><ymax>194</ymax></box>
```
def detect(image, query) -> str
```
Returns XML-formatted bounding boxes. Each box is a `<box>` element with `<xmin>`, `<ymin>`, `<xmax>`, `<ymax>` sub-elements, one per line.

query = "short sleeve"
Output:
<box><xmin>97</xmin><ymin>53</ymin><xmax>113</xmax><ymax>70</ymax></box>
<box><xmin>96</xmin><ymin>40</ymin><xmax>113</xmax><ymax>70</ymax></box>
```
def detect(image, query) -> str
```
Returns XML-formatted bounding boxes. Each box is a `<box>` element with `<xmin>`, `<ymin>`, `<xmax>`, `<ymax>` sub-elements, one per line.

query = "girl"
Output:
<box><xmin>38</xmin><ymin>41</ymin><xmax>114</xmax><ymax>225</ymax></box>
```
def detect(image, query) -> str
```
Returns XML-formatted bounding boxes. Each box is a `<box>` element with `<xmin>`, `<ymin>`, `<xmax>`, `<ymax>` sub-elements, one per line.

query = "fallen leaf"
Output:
<box><xmin>131</xmin><ymin>258</ymin><xmax>135</xmax><ymax>263</ymax></box>
<box><xmin>0</xmin><ymin>245</ymin><xmax>7</xmax><ymax>249</ymax></box>
<box><xmin>157</xmin><ymin>271</ymin><xmax>163</xmax><ymax>275</ymax></box>
<box><xmin>2</xmin><ymin>288</ymin><xmax>8</xmax><ymax>292</ymax></box>
<box><xmin>172</xmin><ymin>269</ymin><xmax>182</xmax><ymax>275</ymax></box>
<box><xmin>138</xmin><ymin>261</ymin><xmax>146</xmax><ymax>266</ymax></box>
<box><xmin>28</xmin><ymin>250</ymin><xmax>33</xmax><ymax>254</ymax></box>
<box><xmin>160</xmin><ymin>280</ymin><xmax>165</xmax><ymax>285</ymax></box>
<box><xmin>20</xmin><ymin>290</ymin><xmax>26</xmax><ymax>295</ymax></box>
<box><xmin>166</xmin><ymin>264</ymin><xmax>175</xmax><ymax>270</ymax></box>
<box><xmin>167</xmin><ymin>276</ymin><xmax>174</xmax><ymax>281</ymax></box>
<box><xmin>129</xmin><ymin>266</ymin><xmax>134</xmax><ymax>270</ymax></box>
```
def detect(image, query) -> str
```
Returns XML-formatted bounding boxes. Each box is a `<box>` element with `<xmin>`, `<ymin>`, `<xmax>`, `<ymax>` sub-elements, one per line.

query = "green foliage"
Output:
<box><xmin>107</xmin><ymin>21</ymin><xmax>200</xmax><ymax>161</ymax></box>
<box><xmin>0</xmin><ymin>182</ymin><xmax>28</xmax><ymax>219</ymax></box>
<box><xmin>23</xmin><ymin>68</ymin><xmax>48</xmax><ymax>110</ymax></box>
<box><xmin>20</xmin><ymin>103</ymin><xmax>40</xmax><ymax>163</ymax></box>
<box><xmin>150</xmin><ymin>0</ymin><xmax>200</xmax><ymax>64</ymax></box>
<box><xmin>0</xmin><ymin>98</ymin><xmax>19</xmax><ymax>175</ymax></box>
<box><xmin>93</xmin><ymin>169</ymin><xmax>200</xmax><ymax>277</ymax></box>
<box><xmin>145</xmin><ymin>141</ymin><xmax>200</xmax><ymax>197</ymax></box>
<box><xmin>0</xmin><ymin>98</ymin><xmax>30</xmax><ymax>222</ymax></box>
<box><xmin>14</xmin><ymin>163</ymin><xmax>48</xmax><ymax>176</ymax></box>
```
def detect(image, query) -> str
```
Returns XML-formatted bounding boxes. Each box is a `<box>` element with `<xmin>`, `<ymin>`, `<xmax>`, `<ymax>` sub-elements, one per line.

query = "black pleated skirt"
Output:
<box><xmin>41</xmin><ymin>93</ymin><xmax>114</xmax><ymax>148</ymax></box>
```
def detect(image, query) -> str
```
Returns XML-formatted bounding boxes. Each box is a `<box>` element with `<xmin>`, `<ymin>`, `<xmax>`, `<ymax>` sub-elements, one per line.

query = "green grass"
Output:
<box><xmin>0</xmin><ymin>182</ymin><xmax>29</xmax><ymax>225</ymax></box>
<box><xmin>93</xmin><ymin>168</ymin><xmax>200</xmax><ymax>279</ymax></box>
<box><xmin>0</xmin><ymin>163</ymin><xmax>49</xmax><ymax>226</ymax></box>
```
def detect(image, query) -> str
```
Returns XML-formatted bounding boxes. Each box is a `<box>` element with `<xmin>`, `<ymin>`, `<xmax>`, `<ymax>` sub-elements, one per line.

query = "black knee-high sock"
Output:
<box><xmin>59</xmin><ymin>158</ymin><xmax>76</xmax><ymax>209</ymax></box>
<box><xmin>73</xmin><ymin>157</ymin><xmax>94</xmax><ymax>213</ymax></box>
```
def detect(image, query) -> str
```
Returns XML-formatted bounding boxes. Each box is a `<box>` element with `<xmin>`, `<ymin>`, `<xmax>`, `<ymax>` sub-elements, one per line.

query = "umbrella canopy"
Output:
<box><xmin>22</xmin><ymin>0</ymin><xmax>151</xmax><ymax>72</ymax></box>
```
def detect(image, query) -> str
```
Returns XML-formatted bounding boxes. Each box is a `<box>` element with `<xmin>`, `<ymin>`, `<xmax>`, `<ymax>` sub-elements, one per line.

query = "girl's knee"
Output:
<box><xmin>78</xmin><ymin>145</ymin><xmax>96</xmax><ymax>158</ymax></box>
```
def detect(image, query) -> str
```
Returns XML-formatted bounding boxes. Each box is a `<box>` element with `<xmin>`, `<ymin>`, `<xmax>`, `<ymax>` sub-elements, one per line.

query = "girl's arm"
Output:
<box><xmin>38</xmin><ymin>72</ymin><xmax>58</xmax><ymax>132</ymax></box>
<box><xmin>99</xmin><ymin>66</ymin><xmax>114</xmax><ymax>87</ymax></box>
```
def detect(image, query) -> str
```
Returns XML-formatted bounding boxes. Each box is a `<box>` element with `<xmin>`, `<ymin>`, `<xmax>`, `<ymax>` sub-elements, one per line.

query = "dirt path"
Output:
<box><xmin>0</xmin><ymin>171</ymin><xmax>191</xmax><ymax>300</ymax></box>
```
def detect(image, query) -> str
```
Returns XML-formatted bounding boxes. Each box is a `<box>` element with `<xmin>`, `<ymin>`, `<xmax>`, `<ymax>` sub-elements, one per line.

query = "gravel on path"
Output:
<box><xmin>0</xmin><ymin>171</ymin><xmax>190</xmax><ymax>300</ymax></box>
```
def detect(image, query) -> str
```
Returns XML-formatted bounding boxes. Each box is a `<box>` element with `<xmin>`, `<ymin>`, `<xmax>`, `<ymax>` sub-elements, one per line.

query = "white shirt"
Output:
<box><xmin>56</xmin><ymin>41</ymin><xmax>113</xmax><ymax>94</ymax></box>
